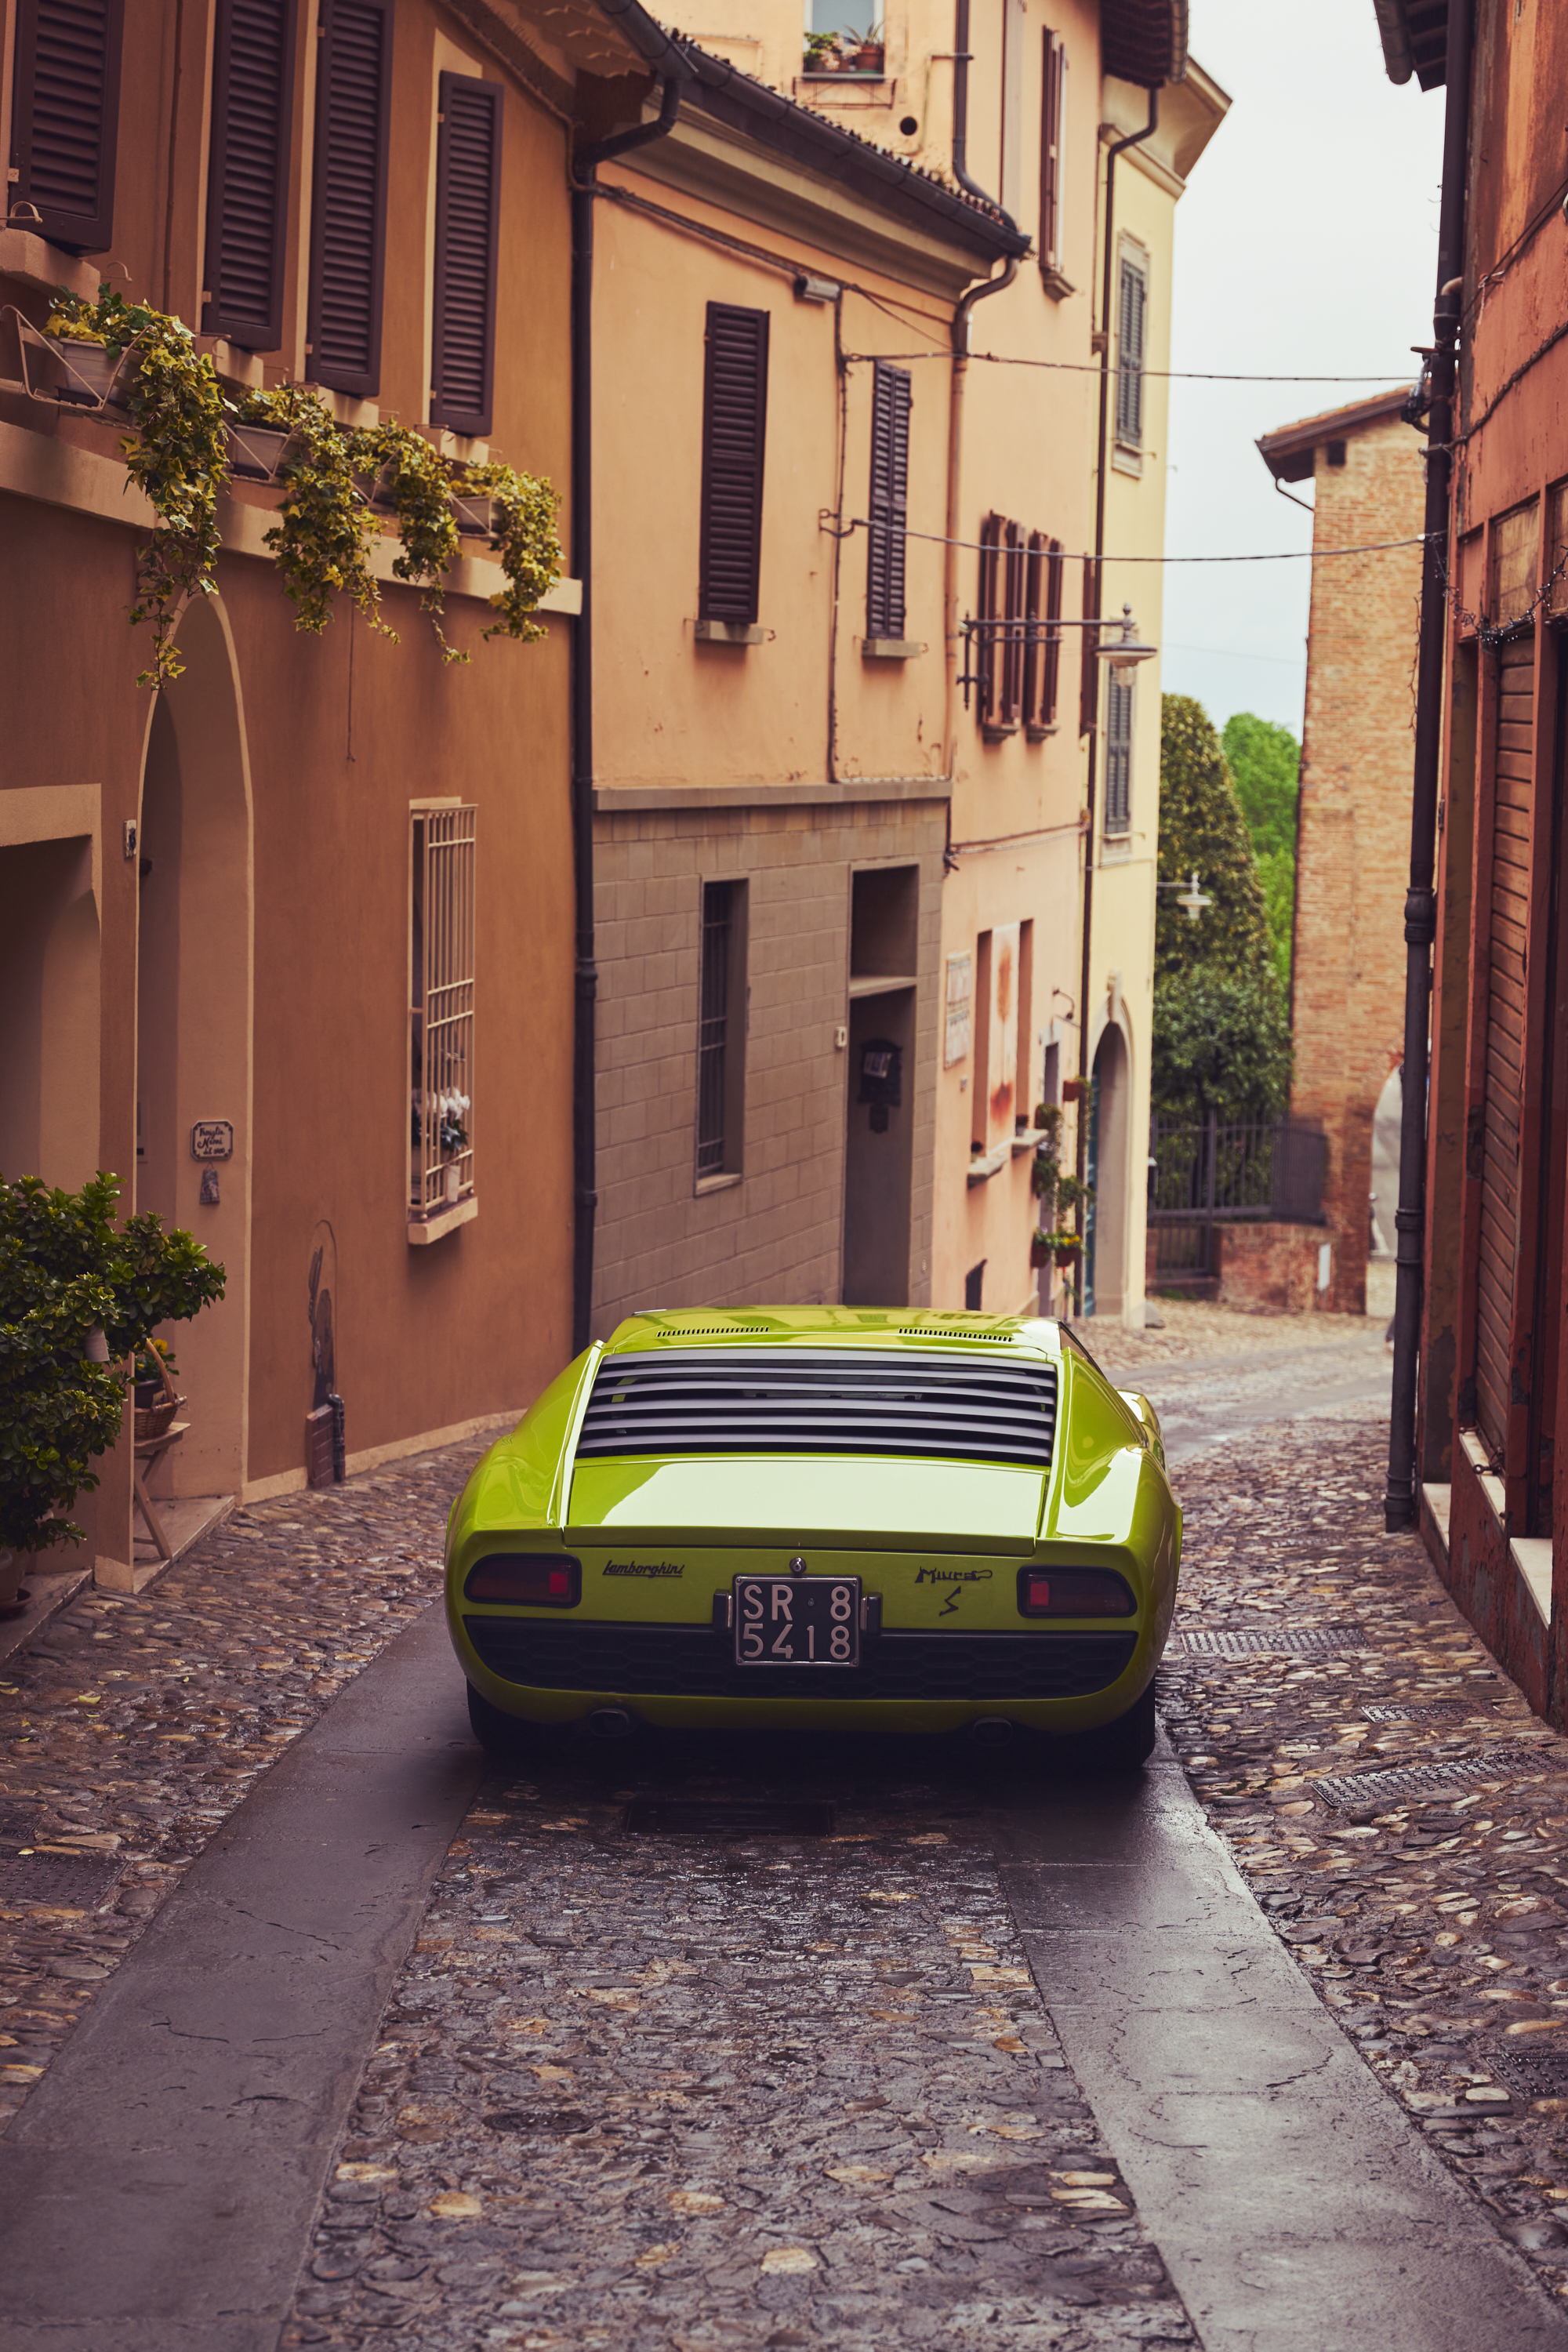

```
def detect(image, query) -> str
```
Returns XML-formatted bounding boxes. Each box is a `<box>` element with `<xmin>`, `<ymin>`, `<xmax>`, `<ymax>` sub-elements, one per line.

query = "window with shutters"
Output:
<box><xmin>695</xmin><ymin>879</ymin><xmax>747</xmax><ymax>1185</ymax></box>
<box><xmin>1115</xmin><ymin>249</ymin><xmax>1147</xmax><ymax>452</ymax></box>
<box><xmin>430</xmin><ymin>72</ymin><xmax>502</xmax><ymax>437</ymax></box>
<box><xmin>9</xmin><ymin>0</ymin><xmax>125</xmax><ymax>252</ymax></box>
<box><xmin>699</xmin><ymin>303</ymin><xmax>770</xmax><ymax>626</ymax></box>
<box><xmin>307</xmin><ymin>0</ymin><xmax>394</xmax><ymax>397</ymax></box>
<box><xmin>1038</xmin><ymin>30</ymin><xmax>1066</xmax><ymax>287</ymax></box>
<box><xmin>866</xmin><ymin>361</ymin><xmax>911</xmax><ymax>644</ymax></box>
<box><xmin>204</xmin><ymin>0</ymin><xmax>299</xmax><ymax>350</ymax></box>
<box><xmin>410</xmin><ymin>804</ymin><xmax>477</xmax><ymax>1236</ymax></box>
<box><xmin>1023</xmin><ymin>532</ymin><xmax>1064</xmax><ymax>737</ymax></box>
<box><xmin>1104</xmin><ymin>671</ymin><xmax>1134</xmax><ymax>835</ymax></box>
<box><xmin>977</xmin><ymin>514</ymin><xmax>1028</xmax><ymax>739</ymax></box>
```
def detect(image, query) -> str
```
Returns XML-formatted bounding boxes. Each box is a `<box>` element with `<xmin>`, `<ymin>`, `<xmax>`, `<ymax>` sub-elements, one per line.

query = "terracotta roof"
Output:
<box><xmin>1257</xmin><ymin>386</ymin><xmax>1419</xmax><ymax>484</ymax></box>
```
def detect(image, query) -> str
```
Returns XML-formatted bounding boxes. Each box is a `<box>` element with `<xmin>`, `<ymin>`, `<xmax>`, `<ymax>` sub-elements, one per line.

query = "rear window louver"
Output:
<box><xmin>575</xmin><ymin>1349</ymin><xmax>1057</xmax><ymax>1468</ymax></box>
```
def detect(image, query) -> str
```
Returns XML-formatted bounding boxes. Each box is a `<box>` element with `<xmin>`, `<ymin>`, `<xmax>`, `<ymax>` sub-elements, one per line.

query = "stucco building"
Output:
<box><xmin>1258</xmin><ymin>390</ymin><xmax>1426</xmax><ymax>1316</ymax></box>
<box><xmin>641</xmin><ymin>0</ymin><xmax>1225</xmax><ymax>1327</ymax></box>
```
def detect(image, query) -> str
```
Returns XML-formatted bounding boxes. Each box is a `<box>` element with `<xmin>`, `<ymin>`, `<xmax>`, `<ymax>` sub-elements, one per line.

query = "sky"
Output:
<box><xmin>1157</xmin><ymin>0</ymin><xmax>1446</xmax><ymax>739</ymax></box>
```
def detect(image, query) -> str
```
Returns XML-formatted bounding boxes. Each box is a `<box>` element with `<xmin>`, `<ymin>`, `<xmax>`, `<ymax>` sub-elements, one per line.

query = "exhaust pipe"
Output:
<box><xmin>971</xmin><ymin>1717</ymin><xmax>1015</xmax><ymax>1749</ymax></box>
<box><xmin>586</xmin><ymin>1706</ymin><xmax>634</xmax><ymax>1742</ymax></box>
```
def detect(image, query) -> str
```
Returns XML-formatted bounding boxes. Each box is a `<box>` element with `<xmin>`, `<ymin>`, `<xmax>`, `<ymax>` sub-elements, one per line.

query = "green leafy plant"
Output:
<box><xmin>235</xmin><ymin>386</ymin><xmax>391</xmax><ymax>641</ymax></box>
<box><xmin>0</xmin><ymin>1174</ymin><xmax>225</xmax><ymax>1552</ymax></box>
<box><xmin>49</xmin><ymin>285</ymin><xmax>230</xmax><ymax>689</ymax></box>
<box><xmin>361</xmin><ymin>420</ymin><xmax>465</xmax><ymax>662</ymax></box>
<box><xmin>804</xmin><ymin>29</ymin><xmax>839</xmax><ymax>61</ymax></box>
<box><xmin>1152</xmin><ymin>965</ymin><xmax>1292</xmax><ymax>1123</ymax></box>
<box><xmin>1222</xmin><ymin>710</ymin><xmax>1300</xmax><ymax>991</ymax></box>
<box><xmin>132</xmin><ymin>1336</ymin><xmax>178</xmax><ymax>1388</ymax></box>
<box><xmin>459</xmin><ymin>461</ymin><xmax>561</xmax><ymax>643</ymax></box>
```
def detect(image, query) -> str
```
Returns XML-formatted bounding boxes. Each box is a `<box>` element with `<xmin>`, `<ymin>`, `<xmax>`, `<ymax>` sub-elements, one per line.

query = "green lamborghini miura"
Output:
<box><xmin>445</xmin><ymin>1308</ymin><xmax>1178</xmax><ymax>1767</ymax></box>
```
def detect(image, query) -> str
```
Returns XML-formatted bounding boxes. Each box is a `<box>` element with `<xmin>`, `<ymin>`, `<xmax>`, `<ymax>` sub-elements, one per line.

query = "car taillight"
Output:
<box><xmin>1018</xmin><ymin>1566</ymin><xmax>1135</xmax><ymax>1617</ymax></box>
<box><xmin>464</xmin><ymin>1555</ymin><xmax>581</xmax><ymax>1606</ymax></box>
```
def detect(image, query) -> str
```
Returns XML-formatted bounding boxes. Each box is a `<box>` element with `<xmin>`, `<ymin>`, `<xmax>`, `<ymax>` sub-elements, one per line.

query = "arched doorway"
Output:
<box><xmin>1085</xmin><ymin>1022</ymin><xmax>1129</xmax><ymax>1319</ymax></box>
<box><xmin>136</xmin><ymin>597</ymin><xmax>253</xmax><ymax>1501</ymax></box>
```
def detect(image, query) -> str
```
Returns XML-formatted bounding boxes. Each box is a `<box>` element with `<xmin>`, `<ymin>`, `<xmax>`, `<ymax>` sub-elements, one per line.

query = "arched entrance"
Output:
<box><xmin>136</xmin><ymin>597</ymin><xmax>253</xmax><ymax>1501</ymax></box>
<box><xmin>1085</xmin><ymin>1022</ymin><xmax>1129</xmax><ymax>1319</ymax></box>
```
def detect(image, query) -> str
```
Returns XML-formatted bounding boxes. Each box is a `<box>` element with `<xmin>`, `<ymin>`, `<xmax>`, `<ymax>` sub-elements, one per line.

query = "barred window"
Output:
<box><xmin>409</xmin><ymin>804</ymin><xmax>477</xmax><ymax>1238</ymax></box>
<box><xmin>1104</xmin><ymin>674</ymin><xmax>1134</xmax><ymax>836</ymax></box>
<box><xmin>696</xmin><ymin>879</ymin><xmax>747</xmax><ymax>1184</ymax></box>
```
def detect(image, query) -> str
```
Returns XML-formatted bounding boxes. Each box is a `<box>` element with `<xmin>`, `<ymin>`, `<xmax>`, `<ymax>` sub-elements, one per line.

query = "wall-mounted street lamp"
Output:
<box><xmin>1156</xmin><ymin>869</ymin><xmax>1212</xmax><ymax>922</ymax></box>
<box><xmin>957</xmin><ymin>603</ymin><xmax>1158</xmax><ymax>710</ymax></box>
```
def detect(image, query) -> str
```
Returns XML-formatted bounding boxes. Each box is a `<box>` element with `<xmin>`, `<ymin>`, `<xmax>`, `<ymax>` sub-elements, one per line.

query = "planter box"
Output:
<box><xmin>37</xmin><ymin>333</ymin><xmax>137</xmax><ymax>410</ymax></box>
<box><xmin>449</xmin><ymin>490</ymin><xmax>499</xmax><ymax>539</ymax></box>
<box><xmin>226</xmin><ymin>420</ymin><xmax>294</xmax><ymax>482</ymax></box>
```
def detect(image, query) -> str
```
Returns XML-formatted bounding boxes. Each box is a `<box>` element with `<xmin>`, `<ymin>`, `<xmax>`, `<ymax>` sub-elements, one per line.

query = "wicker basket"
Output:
<box><xmin>135</xmin><ymin>1395</ymin><xmax>181</xmax><ymax>1443</ymax></box>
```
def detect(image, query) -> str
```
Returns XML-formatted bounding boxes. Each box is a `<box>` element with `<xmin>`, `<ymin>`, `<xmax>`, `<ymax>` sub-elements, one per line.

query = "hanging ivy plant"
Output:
<box><xmin>358</xmin><ymin>420</ymin><xmax>466</xmax><ymax>662</ymax></box>
<box><xmin>458</xmin><ymin>461</ymin><xmax>561</xmax><ymax>643</ymax></box>
<box><xmin>49</xmin><ymin>285</ymin><xmax>228</xmax><ymax>690</ymax></box>
<box><xmin>47</xmin><ymin>289</ymin><xmax>563</xmax><ymax>680</ymax></box>
<box><xmin>232</xmin><ymin>386</ymin><xmax>391</xmax><ymax>641</ymax></box>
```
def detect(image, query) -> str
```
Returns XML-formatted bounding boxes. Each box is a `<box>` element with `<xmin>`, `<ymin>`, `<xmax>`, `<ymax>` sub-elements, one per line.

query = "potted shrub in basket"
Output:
<box><xmin>0</xmin><ymin>1173</ymin><xmax>225</xmax><ymax>1613</ymax></box>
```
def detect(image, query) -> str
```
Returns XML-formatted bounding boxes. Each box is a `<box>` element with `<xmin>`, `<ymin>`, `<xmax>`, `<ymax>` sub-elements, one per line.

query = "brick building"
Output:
<box><xmin>1258</xmin><ymin>391</ymin><xmax>1426</xmax><ymax>1312</ymax></box>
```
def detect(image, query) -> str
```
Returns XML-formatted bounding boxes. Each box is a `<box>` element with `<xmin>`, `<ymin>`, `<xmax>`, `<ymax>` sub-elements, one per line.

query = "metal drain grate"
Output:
<box><xmin>1490</xmin><ymin>2045</ymin><xmax>1568</xmax><ymax>2100</ymax></box>
<box><xmin>1168</xmin><ymin>1624</ymin><xmax>1372</xmax><ymax>1660</ymax></box>
<box><xmin>1361</xmin><ymin>1704</ymin><xmax>1483</xmax><ymax>1723</ymax></box>
<box><xmin>0</xmin><ymin>1852</ymin><xmax>122</xmax><ymax>1908</ymax></box>
<box><xmin>622</xmin><ymin>1798</ymin><xmax>837</xmax><ymax>1837</ymax></box>
<box><xmin>1310</xmin><ymin>1744</ymin><xmax>1559</xmax><ymax>1811</ymax></box>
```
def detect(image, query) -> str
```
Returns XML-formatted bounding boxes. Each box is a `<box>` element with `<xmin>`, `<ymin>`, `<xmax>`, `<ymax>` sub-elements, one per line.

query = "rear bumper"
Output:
<box><xmin>453</xmin><ymin>1611</ymin><xmax>1153</xmax><ymax>1733</ymax></box>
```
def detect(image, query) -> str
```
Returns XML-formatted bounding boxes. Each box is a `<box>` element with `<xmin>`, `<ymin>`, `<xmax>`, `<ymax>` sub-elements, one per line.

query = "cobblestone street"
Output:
<box><xmin>4</xmin><ymin>1309</ymin><xmax>1568</xmax><ymax>2349</ymax></box>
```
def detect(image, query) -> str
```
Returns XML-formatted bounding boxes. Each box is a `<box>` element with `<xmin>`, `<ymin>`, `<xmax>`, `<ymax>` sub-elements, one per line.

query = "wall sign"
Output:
<box><xmin>191</xmin><ymin>1120</ymin><xmax>234</xmax><ymax>1162</ymax></box>
<box><xmin>944</xmin><ymin>953</ymin><xmax>972</xmax><ymax>1068</ymax></box>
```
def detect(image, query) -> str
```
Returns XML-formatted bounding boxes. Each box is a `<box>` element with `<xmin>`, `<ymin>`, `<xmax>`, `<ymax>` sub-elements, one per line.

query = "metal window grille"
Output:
<box><xmin>410</xmin><ymin>806</ymin><xmax>477</xmax><ymax>1220</ymax></box>
<box><xmin>696</xmin><ymin>880</ymin><xmax>735</xmax><ymax>1177</ymax></box>
<box><xmin>1104</xmin><ymin>671</ymin><xmax>1134</xmax><ymax>833</ymax></box>
<box><xmin>1116</xmin><ymin>253</ymin><xmax>1146</xmax><ymax>447</ymax></box>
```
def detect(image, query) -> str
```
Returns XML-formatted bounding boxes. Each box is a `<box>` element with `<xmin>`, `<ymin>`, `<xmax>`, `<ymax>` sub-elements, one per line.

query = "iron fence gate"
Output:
<box><xmin>1148</xmin><ymin>1112</ymin><xmax>1327</xmax><ymax>1284</ymax></box>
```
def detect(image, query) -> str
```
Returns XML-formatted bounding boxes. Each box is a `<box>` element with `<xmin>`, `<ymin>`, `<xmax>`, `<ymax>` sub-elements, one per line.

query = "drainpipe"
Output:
<box><xmin>1385</xmin><ymin>0</ymin><xmax>1473</xmax><ymax>1530</ymax></box>
<box><xmin>942</xmin><ymin>0</ymin><xmax>1019</xmax><ymax>781</ymax></box>
<box><xmin>1075</xmin><ymin>85</ymin><xmax>1158</xmax><ymax>1301</ymax></box>
<box><xmin>569</xmin><ymin>69</ymin><xmax>685</xmax><ymax>1356</ymax></box>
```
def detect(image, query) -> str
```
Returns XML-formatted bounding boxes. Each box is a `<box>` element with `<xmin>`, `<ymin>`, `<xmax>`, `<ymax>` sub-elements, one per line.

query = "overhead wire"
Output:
<box><xmin>839</xmin><ymin>517</ymin><xmax>1440</xmax><ymax>564</ymax></box>
<box><xmin>843</xmin><ymin>351</ymin><xmax>1421</xmax><ymax>383</ymax></box>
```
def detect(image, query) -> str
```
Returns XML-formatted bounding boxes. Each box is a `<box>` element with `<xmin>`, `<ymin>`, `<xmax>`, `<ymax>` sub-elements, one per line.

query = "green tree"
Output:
<box><xmin>0</xmin><ymin>1174</ymin><xmax>226</xmax><ymax>1553</ymax></box>
<box><xmin>1222</xmin><ymin>711</ymin><xmax>1300</xmax><ymax>990</ymax></box>
<box><xmin>1154</xmin><ymin>695</ymin><xmax>1292</xmax><ymax>1122</ymax></box>
<box><xmin>1152</xmin><ymin>967</ymin><xmax>1292</xmax><ymax>1123</ymax></box>
<box><xmin>1156</xmin><ymin>695</ymin><xmax>1275</xmax><ymax>988</ymax></box>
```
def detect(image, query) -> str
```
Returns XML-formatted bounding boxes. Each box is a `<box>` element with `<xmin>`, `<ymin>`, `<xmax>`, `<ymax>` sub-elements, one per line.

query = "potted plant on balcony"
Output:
<box><xmin>0</xmin><ymin>1173</ymin><xmax>225</xmax><ymax>1612</ymax></box>
<box><xmin>236</xmin><ymin>386</ymin><xmax>390</xmax><ymax>640</ymax></box>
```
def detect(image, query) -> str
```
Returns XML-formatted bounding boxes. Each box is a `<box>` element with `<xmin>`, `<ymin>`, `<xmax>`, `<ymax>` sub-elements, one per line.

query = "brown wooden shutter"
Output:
<box><xmin>430</xmin><ymin>72</ymin><xmax>502</xmax><ymax>437</ymax></box>
<box><xmin>1474</xmin><ymin>632</ymin><xmax>1535</xmax><ymax>1455</ymax></box>
<box><xmin>1043</xmin><ymin>536</ymin><xmax>1064</xmax><ymax>724</ymax></box>
<box><xmin>9</xmin><ymin>0</ymin><xmax>125</xmax><ymax>253</ymax></box>
<box><xmin>1038</xmin><ymin>30</ymin><xmax>1063</xmax><ymax>274</ymax></box>
<box><xmin>866</xmin><ymin>360</ymin><xmax>911</xmax><ymax>642</ymax></box>
<box><xmin>1000</xmin><ymin>522</ymin><xmax>1025</xmax><ymax>728</ymax></box>
<box><xmin>978</xmin><ymin>513</ymin><xmax>1004</xmax><ymax>726</ymax></box>
<box><xmin>307</xmin><ymin>0</ymin><xmax>393</xmax><ymax>397</ymax></box>
<box><xmin>204</xmin><ymin>0</ymin><xmax>299</xmax><ymax>350</ymax></box>
<box><xmin>699</xmin><ymin>302</ymin><xmax>769</xmax><ymax>624</ymax></box>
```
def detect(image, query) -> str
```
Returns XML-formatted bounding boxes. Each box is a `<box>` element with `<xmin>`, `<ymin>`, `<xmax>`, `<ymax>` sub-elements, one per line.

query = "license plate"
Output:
<box><xmin>733</xmin><ymin>1574</ymin><xmax>861</xmax><ymax>1667</ymax></box>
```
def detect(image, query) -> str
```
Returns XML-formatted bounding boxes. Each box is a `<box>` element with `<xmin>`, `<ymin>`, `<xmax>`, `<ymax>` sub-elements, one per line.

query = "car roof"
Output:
<box><xmin>601</xmin><ymin>1307</ymin><xmax>1065</xmax><ymax>1358</ymax></box>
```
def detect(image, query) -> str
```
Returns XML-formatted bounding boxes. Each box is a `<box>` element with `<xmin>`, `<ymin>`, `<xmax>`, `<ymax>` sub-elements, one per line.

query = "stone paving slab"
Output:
<box><xmin>1159</xmin><ymin>1414</ymin><xmax>1568</xmax><ymax>2304</ymax></box>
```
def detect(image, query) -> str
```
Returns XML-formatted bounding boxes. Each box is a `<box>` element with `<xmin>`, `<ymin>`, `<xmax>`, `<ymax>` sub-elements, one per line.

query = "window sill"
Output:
<box><xmin>1039</xmin><ymin>263</ymin><xmax>1076</xmax><ymax>301</ymax></box>
<box><xmin>848</xmin><ymin>973</ymin><xmax>917</xmax><ymax>998</ymax></box>
<box><xmin>1100</xmin><ymin>833</ymin><xmax>1132</xmax><ymax>863</ymax></box>
<box><xmin>695</xmin><ymin>1171</ymin><xmax>743</xmax><ymax>1196</ymax></box>
<box><xmin>981</xmin><ymin>720</ymin><xmax>1019</xmax><ymax>743</ymax></box>
<box><xmin>695</xmin><ymin>619</ymin><xmax>769</xmax><ymax>645</ymax></box>
<box><xmin>1111</xmin><ymin>443</ymin><xmax>1144</xmax><ymax>478</ymax></box>
<box><xmin>1025</xmin><ymin>722</ymin><xmax>1058</xmax><ymax>742</ymax></box>
<box><xmin>0</xmin><ymin>226</ymin><xmax>101</xmax><ymax>299</ymax></box>
<box><xmin>408</xmin><ymin>1196</ymin><xmax>477</xmax><ymax>1244</ymax></box>
<box><xmin>967</xmin><ymin>1145</ymin><xmax>1009</xmax><ymax>1185</ymax></box>
<box><xmin>1011</xmin><ymin>1126</ymin><xmax>1050</xmax><ymax>1155</ymax></box>
<box><xmin>862</xmin><ymin>637</ymin><xmax>926</xmax><ymax>659</ymax></box>
<box><xmin>800</xmin><ymin>67</ymin><xmax>886</xmax><ymax>80</ymax></box>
